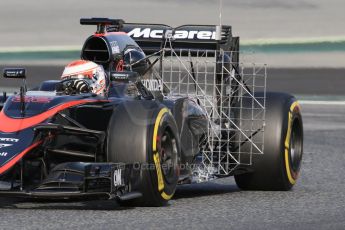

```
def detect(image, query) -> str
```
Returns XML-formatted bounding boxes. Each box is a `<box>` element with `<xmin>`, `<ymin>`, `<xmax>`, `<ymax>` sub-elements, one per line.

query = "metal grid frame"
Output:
<box><xmin>149</xmin><ymin>48</ymin><xmax>267</xmax><ymax>182</ymax></box>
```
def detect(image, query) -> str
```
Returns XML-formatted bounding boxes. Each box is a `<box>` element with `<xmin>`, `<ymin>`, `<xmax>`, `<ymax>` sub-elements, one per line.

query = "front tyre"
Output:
<box><xmin>107</xmin><ymin>101</ymin><xmax>180</xmax><ymax>206</ymax></box>
<box><xmin>235</xmin><ymin>92</ymin><xmax>303</xmax><ymax>191</ymax></box>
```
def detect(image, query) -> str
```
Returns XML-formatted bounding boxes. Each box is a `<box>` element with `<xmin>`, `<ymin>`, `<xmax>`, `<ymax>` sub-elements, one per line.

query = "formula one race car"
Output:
<box><xmin>0</xmin><ymin>18</ymin><xmax>303</xmax><ymax>206</ymax></box>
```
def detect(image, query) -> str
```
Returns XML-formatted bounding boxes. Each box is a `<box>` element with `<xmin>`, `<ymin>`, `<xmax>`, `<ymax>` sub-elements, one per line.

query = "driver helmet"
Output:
<box><xmin>61</xmin><ymin>60</ymin><xmax>106</xmax><ymax>95</ymax></box>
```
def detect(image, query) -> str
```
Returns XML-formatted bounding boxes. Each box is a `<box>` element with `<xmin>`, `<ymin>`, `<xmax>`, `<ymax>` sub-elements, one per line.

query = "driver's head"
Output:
<box><xmin>61</xmin><ymin>60</ymin><xmax>106</xmax><ymax>95</ymax></box>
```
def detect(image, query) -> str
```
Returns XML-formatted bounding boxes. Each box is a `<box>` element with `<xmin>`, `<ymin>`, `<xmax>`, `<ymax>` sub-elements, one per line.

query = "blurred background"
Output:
<box><xmin>0</xmin><ymin>0</ymin><xmax>344</xmax><ymax>97</ymax></box>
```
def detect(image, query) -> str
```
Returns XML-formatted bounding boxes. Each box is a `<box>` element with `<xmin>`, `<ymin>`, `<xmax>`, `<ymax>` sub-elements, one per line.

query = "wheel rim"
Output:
<box><xmin>158</xmin><ymin>129</ymin><xmax>178</xmax><ymax>185</ymax></box>
<box><xmin>289</xmin><ymin>118</ymin><xmax>303</xmax><ymax>172</ymax></box>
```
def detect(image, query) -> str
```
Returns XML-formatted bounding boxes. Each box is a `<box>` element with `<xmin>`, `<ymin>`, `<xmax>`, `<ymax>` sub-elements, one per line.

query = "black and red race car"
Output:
<box><xmin>0</xmin><ymin>18</ymin><xmax>303</xmax><ymax>206</ymax></box>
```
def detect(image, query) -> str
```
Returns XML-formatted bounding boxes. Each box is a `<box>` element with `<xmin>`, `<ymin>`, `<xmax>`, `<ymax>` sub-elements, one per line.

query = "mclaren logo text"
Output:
<box><xmin>128</xmin><ymin>28</ymin><xmax>217</xmax><ymax>40</ymax></box>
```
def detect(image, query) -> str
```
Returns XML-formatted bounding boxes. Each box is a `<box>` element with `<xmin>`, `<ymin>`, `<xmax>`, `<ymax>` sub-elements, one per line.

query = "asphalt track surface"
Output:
<box><xmin>1</xmin><ymin>0</ymin><xmax>344</xmax><ymax>68</ymax></box>
<box><xmin>0</xmin><ymin>103</ymin><xmax>344</xmax><ymax>229</ymax></box>
<box><xmin>1</xmin><ymin>0</ymin><xmax>345</xmax><ymax>47</ymax></box>
<box><xmin>1</xmin><ymin>1</ymin><xmax>345</xmax><ymax>229</ymax></box>
<box><xmin>1</xmin><ymin>66</ymin><xmax>345</xmax><ymax>96</ymax></box>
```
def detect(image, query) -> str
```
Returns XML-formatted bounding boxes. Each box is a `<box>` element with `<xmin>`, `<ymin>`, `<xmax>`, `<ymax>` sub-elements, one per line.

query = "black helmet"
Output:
<box><xmin>123</xmin><ymin>48</ymin><xmax>148</xmax><ymax>76</ymax></box>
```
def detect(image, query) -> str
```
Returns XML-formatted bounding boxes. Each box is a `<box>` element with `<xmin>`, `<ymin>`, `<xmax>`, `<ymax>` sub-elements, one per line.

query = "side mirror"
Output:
<box><xmin>3</xmin><ymin>68</ymin><xmax>26</xmax><ymax>79</ymax></box>
<box><xmin>110</xmin><ymin>71</ymin><xmax>139</xmax><ymax>82</ymax></box>
<box><xmin>122</xmin><ymin>48</ymin><xmax>148</xmax><ymax>76</ymax></box>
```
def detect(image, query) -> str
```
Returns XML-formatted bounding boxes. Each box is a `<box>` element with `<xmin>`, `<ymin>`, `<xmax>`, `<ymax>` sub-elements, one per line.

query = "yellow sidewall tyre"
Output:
<box><xmin>234</xmin><ymin>92</ymin><xmax>303</xmax><ymax>191</ymax></box>
<box><xmin>107</xmin><ymin>101</ymin><xmax>180</xmax><ymax>206</ymax></box>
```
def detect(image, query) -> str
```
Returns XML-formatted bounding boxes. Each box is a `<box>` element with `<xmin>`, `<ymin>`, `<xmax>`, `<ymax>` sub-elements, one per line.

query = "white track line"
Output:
<box><xmin>299</xmin><ymin>100</ymin><xmax>345</xmax><ymax>105</ymax></box>
<box><xmin>0</xmin><ymin>46</ymin><xmax>81</xmax><ymax>53</ymax></box>
<box><xmin>241</xmin><ymin>37</ymin><xmax>345</xmax><ymax>45</ymax></box>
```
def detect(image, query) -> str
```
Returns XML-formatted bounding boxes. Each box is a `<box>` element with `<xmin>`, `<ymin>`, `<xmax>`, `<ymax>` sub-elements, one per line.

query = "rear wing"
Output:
<box><xmin>119</xmin><ymin>23</ymin><xmax>239</xmax><ymax>56</ymax></box>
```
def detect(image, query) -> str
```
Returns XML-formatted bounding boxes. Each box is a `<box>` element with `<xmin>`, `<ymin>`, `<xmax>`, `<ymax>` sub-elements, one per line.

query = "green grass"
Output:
<box><xmin>0</xmin><ymin>37</ymin><xmax>344</xmax><ymax>61</ymax></box>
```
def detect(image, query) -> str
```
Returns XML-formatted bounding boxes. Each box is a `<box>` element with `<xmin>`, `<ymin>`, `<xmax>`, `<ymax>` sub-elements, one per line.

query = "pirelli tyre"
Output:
<box><xmin>234</xmin><ymin>92</ymin><xmax>303</xmax><ymax>191</ymax></box>
<box><xmin>107</xmin><ymin>101</ymin><xmax>180</xmax><ymax>206</ymax></box>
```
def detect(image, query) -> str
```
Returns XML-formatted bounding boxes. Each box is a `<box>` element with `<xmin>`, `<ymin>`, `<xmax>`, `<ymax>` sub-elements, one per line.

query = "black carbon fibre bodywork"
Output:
<box><xmin>0</xmin><ymin>18</ymin><xmax>238</xmax><ymax>200</ymax></box>
<box><xmin>0</xmin><ymin>86</ymin><xmax>208</xmax><ymax>199</ymax></box>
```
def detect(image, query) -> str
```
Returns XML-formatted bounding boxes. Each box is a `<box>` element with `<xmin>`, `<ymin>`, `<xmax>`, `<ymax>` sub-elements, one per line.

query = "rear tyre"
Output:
<box><xmin>234</xmin><ymin>92</ymin><xmax>303</xmax><ymax>190</ymax></box>
<box><xmin>107</xmin><ymin>101</ymin><xmax>180</xmax><ymax>206</ymax></box>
